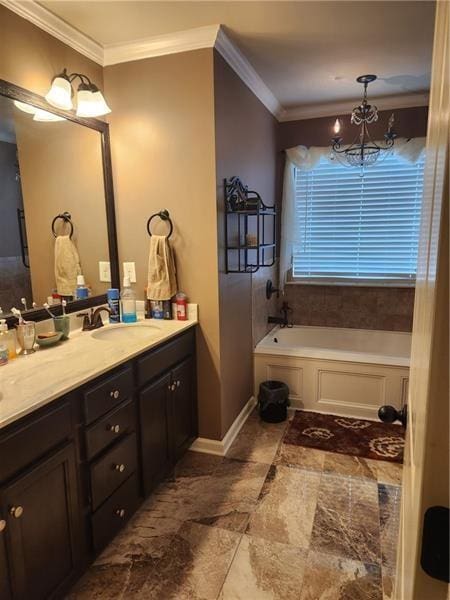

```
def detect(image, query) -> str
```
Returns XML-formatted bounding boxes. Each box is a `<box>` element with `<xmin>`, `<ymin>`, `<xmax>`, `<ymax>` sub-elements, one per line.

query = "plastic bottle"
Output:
<box><xmin>176</xmin><ymin>292</ymin><xmax>188</xmax><ymax>321</ymax></box>
<box><xmin>76</xmin><ymin>275</ymin><xmax>89</xmax><ymax>300</ymax></box>
<box><xmin>107</xmin><ymin>288</ymin><xmax>120</xmax><ymax>323</ymax></box>
<box><xmin>0</xmin><ymin>319</ymin><xmax>17</xmax><ymax>359</ymax></box>
<box><xmin>0</xmin><ymin>344</ymin><xmax>8</xmax><ymax>366</ymax></box>
<box><xmin>120</xmin><ymin>276</ymin><xmax>137</xmax><ymax>323</ymax></box>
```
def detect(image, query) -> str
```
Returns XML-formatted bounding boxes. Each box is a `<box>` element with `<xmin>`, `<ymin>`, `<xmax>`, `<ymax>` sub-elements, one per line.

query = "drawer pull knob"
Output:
<box><xmin>9</xmin><ymin>506</ymin><xmax>23</xmax><ymax>519</ymax></box>
<box><xmin>110</xmin><ymin>390</ymin><xmax>120</xmax><ymax>400</ymax></box>
<box><xmin>115</xmin><ymin>508</ymin><xmax>126</xmax><ymax>519</ymax></box>
<box><xmin>114</xmin><ymin>463</ymin><xmax>126</xmax><ymax>473</ymax></box>
<box><xmin>0</xmin><ymin>520</ymin><xmax>6</xmax><ymax>532</ymax></box>
<box><xmin>109</xmin><ymin>424</ymin><xmax>120</xmax><ymax>434</ymax></box>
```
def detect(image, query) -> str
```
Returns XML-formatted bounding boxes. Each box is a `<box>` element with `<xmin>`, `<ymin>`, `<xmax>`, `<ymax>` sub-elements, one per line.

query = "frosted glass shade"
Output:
<box><xmin>76</xmin><ymin>89</ymin><xmax>111</xmax><ymax>117</ymax></box>
<box><xmin>45</xmin><ymin>76</ymin><xmax>73</xmax><ymax>110</ymax></box>
<box><xmin>13</xmin><ymin>101</ymin><xmax>37</xmax><ymax>114</ymax></box>
<box><xmin>33</xmin><ymin>109</ymin><xmax>66</xmax><ymax>122</ymax></box>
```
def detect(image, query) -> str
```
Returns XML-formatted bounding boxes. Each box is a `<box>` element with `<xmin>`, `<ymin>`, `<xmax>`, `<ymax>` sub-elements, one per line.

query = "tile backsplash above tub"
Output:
<box><xmin>280</xmin><ymin>284</ymin><xmax>414</xmax><ymax>332</ymax></box>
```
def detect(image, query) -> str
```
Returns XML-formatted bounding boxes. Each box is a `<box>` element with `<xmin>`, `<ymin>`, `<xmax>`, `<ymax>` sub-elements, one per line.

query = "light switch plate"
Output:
<box><xmin>99</xmin><ymin>261</ymin><xmax>111</xmax><ymax>282</ymax></box>
<box><xmin>123</xmin><ymin>262</ymin><xmax>137</xmax><ymax>283</ymax></box>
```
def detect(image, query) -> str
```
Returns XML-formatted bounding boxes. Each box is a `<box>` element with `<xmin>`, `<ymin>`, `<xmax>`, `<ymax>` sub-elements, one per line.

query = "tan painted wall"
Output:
<box><xmin>213</xmin><ymin>51</ymin><xmax>278</xmax><ymax>436</ymax></box>
<box><xmin>0</xmin><ymin>6</ymin><xmax>102</xmax><ymax>97</ymax></box>
<box><xmin>104</xmin><ymin>50</ymin><xmax>221</xmax><ymax>439</ymax></box>
<box><xmin>14</xmin><ymin>112</ymin><xmax>109</xmax><ymax>304</ymax></box>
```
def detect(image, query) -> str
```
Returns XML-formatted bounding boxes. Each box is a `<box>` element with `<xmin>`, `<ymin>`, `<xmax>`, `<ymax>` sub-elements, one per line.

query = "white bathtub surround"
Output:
<box><xmin>254</xmin><ymin>325</ymin><xmax>411</xmax><ymax>420</ymax></box>
<box><xmin>0</xmin><ymin>307</ymin><xmax>198</xmax><ymax>429</ymax></box>
<box><xmin>190</xmin><ymin>396</ymin><xmax>257</xmax><ymax>456</ymax></box>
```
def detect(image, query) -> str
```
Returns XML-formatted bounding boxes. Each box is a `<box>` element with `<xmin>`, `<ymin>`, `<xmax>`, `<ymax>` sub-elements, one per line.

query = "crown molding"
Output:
<box><xmin>214</xmin><ymin>28</ymin><xmax>282</xmax><ymax>118</ymax></box>
<box><xmin>0</xmin><ymin>0</ymin><xmax>103</xmax><ymax>65</ymax></box>
<box><xmin>103</xmin><ymin>24</ymin><xmax>220</xmax><ymax>66</ymax></box>
<box><xmin>278</xmin><ymin>92</ymin><xmax>430</xmax><ymax>122</ymax></box>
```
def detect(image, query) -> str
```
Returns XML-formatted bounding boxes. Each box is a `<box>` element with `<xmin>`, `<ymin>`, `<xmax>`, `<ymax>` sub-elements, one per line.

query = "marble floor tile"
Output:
<box><xmin>299</xmin><ymin>551</ymin><xmax>383</xmax><ymax>600</ymax></box>
<box><xmin>378</xmin><ymin>484</ymin><xmax>402</xmax><ymax>568</ymax></box>
<box><xmin>139</xmin><ymin>521</ymin><xmax>241</xmax><ymax>599</ymax></box>
<box><xmin>323</xmin><ymin>452</ymin><xmax>377</xmax><ymax>481</ymax></box>
<box><xmin>381</xmin><ymin>567</ymin><xmax>396</xmax><ymax>600</ymax></box>
<box><xmin>246</xmin><ymin>464</ymin><xmax>321</xmax><ymax>548</ymax></box>
<box><xmin>226</xmin><ymin>411</ymin><xmax>288</xmax><ymax>464</ymax></box>
<box><xmin>310</xmin><ymin>473</ymin><xmax>381</xmax><ymax>564</ymax></box>
<box><xmin>371</xmin><ymin>459</ymin><xmax>403</xmax><ymax>486</ymax></box>
<box><xmin>220</xmin><ymin>534</ymin><xmax>308</xmax><ymax>600</ymax></box>
<box><xmin>174</xmin><ymin>451</ymin><xmax>223</xmax><ymax>479</ymax></box>
<box><xmin>275</xmin><ymin>444</ymin><xmax>326</xmax><ymax>472</ymax></box>
<box><xmin>67</xmin><ymin>563</ymin><xmax>131</xmax><ymax>599</ymax></box>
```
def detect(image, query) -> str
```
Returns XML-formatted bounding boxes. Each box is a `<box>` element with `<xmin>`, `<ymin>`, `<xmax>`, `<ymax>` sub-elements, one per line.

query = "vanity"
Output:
<box><xmin>0</xmin><ymin>78</ymin><xmax>199</xmax><ymax>599</ymax></box>
<box><xmin>0</xmin><ymin>319</ymin><xmax>198</xmax><ymax>600</ymax></box>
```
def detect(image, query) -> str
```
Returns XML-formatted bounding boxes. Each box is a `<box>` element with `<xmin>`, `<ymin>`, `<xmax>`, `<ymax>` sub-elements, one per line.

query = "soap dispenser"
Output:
<box><xmin>0</xmin><ymin>319</ymin><xmax>17</xmax><ymax>359</ymax></box>
<box><xmin>120</xmin><ymin>276</ymin><xmax>137</xmax><ymax>323</ymax></box>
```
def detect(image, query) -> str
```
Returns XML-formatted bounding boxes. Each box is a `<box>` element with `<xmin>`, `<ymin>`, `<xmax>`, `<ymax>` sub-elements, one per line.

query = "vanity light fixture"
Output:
<box><xmin>46</xmin><ymin>68</ymin><xmax>111</xmax><ymax>117</ymax></box>
<box><xmin>13</xmin><ymin>100</ymin><xmax>65</xmax><ymax>122</ymax></box>
<box><xmin>330</xmin><ymin>74</ymin><xmax>396</xmax><ymax>172</ymax></box>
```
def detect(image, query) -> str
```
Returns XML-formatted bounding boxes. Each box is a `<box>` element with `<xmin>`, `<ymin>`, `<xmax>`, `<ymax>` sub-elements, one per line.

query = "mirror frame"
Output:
<box><xmin>0</xmin><ymin>79</ymin><xmax>120</xmax><ymax>327</ymax></box>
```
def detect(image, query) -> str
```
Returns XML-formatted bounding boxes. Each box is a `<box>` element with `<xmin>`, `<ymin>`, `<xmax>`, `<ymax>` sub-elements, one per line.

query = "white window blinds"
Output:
<box><xmin>293</xmin><ymin>154</ymin><xmax>425</xmax><ymax>283</ymax></box>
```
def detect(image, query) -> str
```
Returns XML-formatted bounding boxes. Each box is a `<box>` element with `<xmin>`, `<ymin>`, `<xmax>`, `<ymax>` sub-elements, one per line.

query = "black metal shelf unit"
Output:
<box><xmin>224</xmin><ymin>177</ymin><xmax>276</xmax><ymax>274</ymax></box>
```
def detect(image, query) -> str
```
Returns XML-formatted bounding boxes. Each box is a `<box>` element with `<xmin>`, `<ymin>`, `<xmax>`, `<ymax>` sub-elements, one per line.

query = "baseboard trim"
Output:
<box><xmin>190</xmin><ymin>396</ymin><xmax>257</xmax><ymax>456</ymax></box>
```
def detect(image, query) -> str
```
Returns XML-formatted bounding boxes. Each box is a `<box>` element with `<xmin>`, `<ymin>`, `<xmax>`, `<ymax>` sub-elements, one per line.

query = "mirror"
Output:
<box><xmin>0</xmin><ymin>80</ymin><xmax>119</xmax><ymax>322</ymax></box>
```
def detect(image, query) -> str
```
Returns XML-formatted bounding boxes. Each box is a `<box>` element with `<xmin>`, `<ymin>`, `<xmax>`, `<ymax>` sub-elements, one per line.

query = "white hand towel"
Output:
<box><xmin>54</xmin><ymin>235</ymin><xmax>81</xmax><ymax>296</ymax></box>
<box><xmin>147</xmin><ymin>235</ymin><xmax>177</xmax><ymax>300</ymax></box>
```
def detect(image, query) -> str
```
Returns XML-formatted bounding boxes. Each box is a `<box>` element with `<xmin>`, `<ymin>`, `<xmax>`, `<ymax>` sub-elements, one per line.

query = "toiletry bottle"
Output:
<box><xmin>176</xmin><ymin>292</ymin><xmax>188</xmax><ymax>320</ymax></box>
<box><xmin>0</xmin><ymin>319</ymin><xmax>17</xmax><ymax>359</ymax></box>
<box><xmin>0</xmin><ymin>344</ymin><xmax>8</xmax><ymax>366</ymax></box>
<box><xmin>107</xmin><ymin>288</ymin><xmax>120</xmax><ymax>323</ymax></box>
<box><xmin>120</xmin><ymin>276</ymin><xmax>137</xmax><ymax>323</ymax></box>
<box><xmin>76</xmin><ymin>275</ymin><xmax>89</xmax><ymax>300</ymax></box>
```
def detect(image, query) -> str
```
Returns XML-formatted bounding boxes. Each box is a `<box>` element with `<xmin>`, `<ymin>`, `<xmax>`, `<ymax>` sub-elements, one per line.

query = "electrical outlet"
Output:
<box><xmin>123</xmin><ymin>262</ymin><xmax>136</xmax><ymax>283</ymax></box>
<box><xmin>99</xmin><ymin>261</ymin><xmax>111</xmax><ymax>282</ymax></box>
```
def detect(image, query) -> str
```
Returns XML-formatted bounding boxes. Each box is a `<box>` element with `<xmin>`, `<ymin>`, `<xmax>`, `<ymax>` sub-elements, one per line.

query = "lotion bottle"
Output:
<box><xmin>0</xmin><ymin>319</ymin><xmax>17</xmax><ymax>359</ymax></box>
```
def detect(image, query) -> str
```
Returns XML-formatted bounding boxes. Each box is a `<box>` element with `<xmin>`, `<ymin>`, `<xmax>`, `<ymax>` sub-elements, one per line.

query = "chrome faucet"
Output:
<box><xmin>77</xmin><ymin>307</ymin><xmax>111</xmax><ymax>331</ymax></box>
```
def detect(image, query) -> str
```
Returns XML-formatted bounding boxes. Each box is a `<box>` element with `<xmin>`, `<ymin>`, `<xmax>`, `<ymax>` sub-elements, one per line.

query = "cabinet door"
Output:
<box><xmin>0</xmin><ymin>515</ymin><xmax>11</xmax><ymax>600</ymax></box>
<box><xmin>139</xmin><ymin>373</ymin><xmax>172</xmax><ymax>497</ymax></box>
<box><xmin>171</xmin><ymin>356</ymin><xmax>196</xmax><ymax>460</ymax></box>
<box><xmin>3</xmin><ymin>443</ymin><xmax>82</xmax><ymax>600</ymax></box>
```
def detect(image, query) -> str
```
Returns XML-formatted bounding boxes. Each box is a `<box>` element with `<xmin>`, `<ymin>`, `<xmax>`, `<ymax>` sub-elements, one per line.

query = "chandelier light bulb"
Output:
<box><xmin>333</xmin><ymin>118</ymin><xmax>342</xmax><ymax>135</ymax></box>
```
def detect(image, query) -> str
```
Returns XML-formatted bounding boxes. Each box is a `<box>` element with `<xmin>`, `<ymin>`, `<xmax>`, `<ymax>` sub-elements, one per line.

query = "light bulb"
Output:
<box><xmin>33</xmin><ymin>109</ymin><xmax>66</xmax><ymax>122</ymax></box>
<box><xmin>333</xmin><ymin>118</ymin><xmax>342</xmax><ymax>135</ymax></box>
<box><xmin>76</xmin><ymin>87</ymin><xmax>111</xmax><ymax>118</ymax></box>
<box><xmin>45</xmin><ymin>75</ymin><xmax>73</xmax><ymax>110</ymax></box>
<box><xmin>13</xmin><ymin>101</ymin><xmax>37</xmax><ymax>115</ymax></box>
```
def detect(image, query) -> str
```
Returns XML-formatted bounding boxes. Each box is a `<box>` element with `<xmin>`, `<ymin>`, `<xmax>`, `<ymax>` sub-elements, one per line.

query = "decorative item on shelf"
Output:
<box><xmin>224</xmin><ymin>177</ymin><xmax>276</xmax><ymax>274</ymax></box>
<box><xmin>330</xmin><ymin>74</ymin><xmax>396</xmax><ymax>173</ymax></box>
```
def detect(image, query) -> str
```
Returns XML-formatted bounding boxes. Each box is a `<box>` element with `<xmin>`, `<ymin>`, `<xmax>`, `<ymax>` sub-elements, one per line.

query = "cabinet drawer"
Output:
<box><xmin>85</xmin><ymin>399</ymin><xmax>136</xmax><ymax>460</ymax></box>
<box><xmin>92</xmin><ymin>473</ymin><xmax>140</xmax><ymax>553</ymax></box>
<box><xmin>0</xmin><ymin>401</ymin><xmax>72</xmax><ymax>483</ymax></box>
<box><xmin>90</xmin><ymin>432</ymin><xmax>137</xmax><ymax>511</ymax></box>
<box><xmin>84</xmin><ymin>367</ymin><xmax>133</xmax><ymax>425</ymax></box>
<box><xmin>137</xmin><ymin>329</ymin><xmax>195</xmax><ymax>387</ymax></box>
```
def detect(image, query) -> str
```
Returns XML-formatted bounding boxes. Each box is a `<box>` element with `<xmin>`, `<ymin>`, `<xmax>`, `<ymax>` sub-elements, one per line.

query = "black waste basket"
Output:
<box><xmin>258</xmin><ymin>380</ymin><xmax>290</xmax><ymax>423</ymax></box>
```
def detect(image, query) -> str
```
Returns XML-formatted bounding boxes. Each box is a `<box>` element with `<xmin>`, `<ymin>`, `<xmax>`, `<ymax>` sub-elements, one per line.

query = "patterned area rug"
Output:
<box><xmin>284</xmin><ymin>411</ymin><xmax>404</xmax><ymax>463</ymax></box>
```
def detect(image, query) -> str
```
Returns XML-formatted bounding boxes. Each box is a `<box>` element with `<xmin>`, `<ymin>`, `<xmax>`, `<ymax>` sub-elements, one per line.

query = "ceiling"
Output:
<box><xmin>39</xmin><ymin>1</ymin><xmax>435</xmax><ymax>111</ymax></box>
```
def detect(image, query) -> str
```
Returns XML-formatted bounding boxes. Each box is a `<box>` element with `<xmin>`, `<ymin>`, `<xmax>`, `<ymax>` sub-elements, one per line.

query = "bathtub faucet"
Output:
<box><xmin>268</xmin><ymin>302</ymin><xmax>293</xmax><ymax>328</ymax></box>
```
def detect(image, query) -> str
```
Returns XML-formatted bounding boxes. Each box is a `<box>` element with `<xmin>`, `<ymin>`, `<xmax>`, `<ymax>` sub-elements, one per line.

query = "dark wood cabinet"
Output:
<box><xmin>171</xmin><ymin>356</ymin><xmax>196</xmax><ymax>461</ymax></box>
<box><xmin>0</xmin><ymin>515</ymin><xmax>12</xmax><ymax>600</ymax></box>
<box><xmin>2</xmin><ymin>444</ymin><xmax>82</xmax><ymax>600</ymax></box>
<box><xmin>0</xmin><ymin>326</ymin><xmax>197</xmax><ymax>598</ymax></box>
<box><xmin>139</xmin><ymin>372</ymin><xmax>172</xmax><ymax>496</ymax></box>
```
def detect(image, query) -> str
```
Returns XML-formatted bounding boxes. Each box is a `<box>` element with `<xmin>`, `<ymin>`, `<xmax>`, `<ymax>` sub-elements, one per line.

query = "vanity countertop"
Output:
<box><xmin>0</xmin><ymin>316</ymin><xmax>197</xmax><ymax>430</ymax></box>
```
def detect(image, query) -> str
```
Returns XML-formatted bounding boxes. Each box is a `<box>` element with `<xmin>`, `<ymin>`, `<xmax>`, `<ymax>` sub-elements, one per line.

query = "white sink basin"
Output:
<box><xmin>91</xmin><ymin>324</ymin><xmax>162</xmax><ymax>342</ymax></box>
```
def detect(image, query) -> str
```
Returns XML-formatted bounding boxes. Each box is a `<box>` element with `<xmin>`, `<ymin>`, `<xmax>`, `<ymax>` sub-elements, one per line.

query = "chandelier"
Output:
<box><xmin>331</xmin><ymin>74</ymin><xmax>396</xmax><ymax>171</ymax></box>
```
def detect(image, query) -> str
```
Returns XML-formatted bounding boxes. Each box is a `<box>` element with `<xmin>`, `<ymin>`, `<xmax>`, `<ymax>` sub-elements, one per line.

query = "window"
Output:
<box><xmin>293</xmin><ymin>153</ymin><xmax>425</xmax><ymax>284</ymax></box>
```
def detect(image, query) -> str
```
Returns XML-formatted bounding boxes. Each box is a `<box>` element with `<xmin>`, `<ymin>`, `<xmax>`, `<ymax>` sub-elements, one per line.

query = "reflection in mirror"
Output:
<box><xmin>0</xmin><ymin>94</ymin><xmax>110</xmax><ymax>316</ymax></box>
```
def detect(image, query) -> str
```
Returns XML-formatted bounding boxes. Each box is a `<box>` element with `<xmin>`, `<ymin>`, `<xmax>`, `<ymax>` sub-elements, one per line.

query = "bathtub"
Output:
<box><xmin>254</xmin><ymin>326</ymin><xmax>411</xmax><ymax>420</ymax></box>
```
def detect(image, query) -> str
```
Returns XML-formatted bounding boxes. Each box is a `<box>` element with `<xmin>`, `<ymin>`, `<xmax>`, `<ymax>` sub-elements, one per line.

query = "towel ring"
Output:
<box><xmin>147</xmin><ymin>209</ymin><xmax>173</xmax><ymax>239</ymax></box>
<box><xmin>52</xmin><ymin>212</ymin><xmax>74</xmax><ymax>239</ymax></box>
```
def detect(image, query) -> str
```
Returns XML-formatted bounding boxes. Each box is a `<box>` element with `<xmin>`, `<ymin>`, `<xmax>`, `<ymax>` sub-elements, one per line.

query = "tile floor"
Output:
<box><xmin>68</xmin><ymin>411</ymin><xmax>402</xmax><ymax>599</ymax></box>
